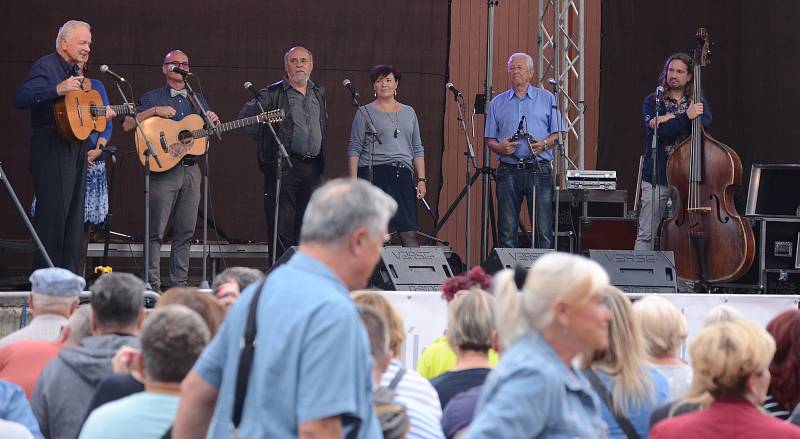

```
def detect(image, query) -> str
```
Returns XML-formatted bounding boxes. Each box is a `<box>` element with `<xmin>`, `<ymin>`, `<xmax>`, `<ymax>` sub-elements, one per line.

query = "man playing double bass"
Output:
<box><xmin>634</xmin><ymin>52</ymin><xmax>713</xmax><ymax>251</ymax></box>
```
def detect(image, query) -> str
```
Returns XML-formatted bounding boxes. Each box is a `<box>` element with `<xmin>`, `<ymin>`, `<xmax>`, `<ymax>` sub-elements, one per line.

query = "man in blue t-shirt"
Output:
<box><xmin>173</xmin><ymin>178</ymin><xmax>396</xmax><ymax>439</ymax></box>
<box><xmin>122</xmin><ymin>50</ymin><xmax>219</xmax><ymax>290</ymax></box>
<box><xmin>485</xmin><ymin>52</ymin><xmax>565</xmax><ymax>249</ymax></box>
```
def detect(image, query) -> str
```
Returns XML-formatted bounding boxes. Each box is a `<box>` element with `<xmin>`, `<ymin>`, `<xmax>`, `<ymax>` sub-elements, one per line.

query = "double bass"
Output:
<box><xmin>660</xmin><ymin>28</ymin><xmax>755</xmax><ymax>286</ymax></box>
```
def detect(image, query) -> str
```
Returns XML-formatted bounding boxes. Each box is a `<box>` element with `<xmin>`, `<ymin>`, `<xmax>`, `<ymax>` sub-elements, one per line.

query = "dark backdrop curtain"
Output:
<box><xmin>0</xmin><ymin>1</ymin><xmax>448</xmax><ymax>268</ymax></box>
<box><xmin>598</xmin><ymin>1</ymin><xmax>800</xmax><ymax>209</ymax></box>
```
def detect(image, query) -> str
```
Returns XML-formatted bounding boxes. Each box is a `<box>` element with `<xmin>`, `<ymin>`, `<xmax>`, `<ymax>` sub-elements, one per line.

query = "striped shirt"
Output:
<box><xmin>763</xmin><ymin>393</ymin><xmax>791</xmax><ymax>420</ymax></box>
<box><xmin>381</xmin><ymin>359</ymin><xmax>445</xmax><ymax>439</ymax></box>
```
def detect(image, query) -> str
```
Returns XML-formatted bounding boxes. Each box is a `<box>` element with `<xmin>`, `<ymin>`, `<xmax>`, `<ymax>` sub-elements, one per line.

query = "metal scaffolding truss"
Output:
<box><xmin>537</xmin><ymin>0</ymin><xmax>585</xmax><ymax>169</ymax></box>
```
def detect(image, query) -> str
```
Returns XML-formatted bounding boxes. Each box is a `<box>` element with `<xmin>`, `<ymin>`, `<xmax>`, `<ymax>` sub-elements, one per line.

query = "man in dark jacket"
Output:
<box><xmin>635</xmin><ymin>52</ymin><xmax>712</xmax><ymax>250</ymax></box>
<box><xmin>239</xmin><ymin>46</ymin><xmax>327</xmax><ymax>262</ymax></box>
<box><xmin>13</xmin><ymin>20</ymin><xmax>93</xmax><ymax>273</ymax></box>
<box><xmin>31</xmin><ymin>273</ymin><xmax>143</xmax><ymax>439</ymax></box>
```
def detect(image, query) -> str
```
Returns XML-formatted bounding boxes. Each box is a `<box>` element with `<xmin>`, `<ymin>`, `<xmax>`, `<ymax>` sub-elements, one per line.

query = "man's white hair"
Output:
<box><xmin>55</xmin><ymin>20</ymin><xmax>90</xmax><ymax>51</ymax></box>
<box><xmin>507</xmin><ymin>52</ymin><xmax>534</xmax><ymax>71</ymax></box>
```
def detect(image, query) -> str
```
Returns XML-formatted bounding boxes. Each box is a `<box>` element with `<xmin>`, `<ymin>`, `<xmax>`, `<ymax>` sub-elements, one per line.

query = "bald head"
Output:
<box><xmin>162</xmin><ymin>50</ymin><xmax>190</xmax><ymax>84</ymax></box>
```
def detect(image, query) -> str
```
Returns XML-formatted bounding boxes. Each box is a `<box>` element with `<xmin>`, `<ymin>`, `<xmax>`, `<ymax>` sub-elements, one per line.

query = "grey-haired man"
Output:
<box><xmin>0</xmin><ymin>267</ymin><xmax>83</xmax><ymax>347</ymax></box>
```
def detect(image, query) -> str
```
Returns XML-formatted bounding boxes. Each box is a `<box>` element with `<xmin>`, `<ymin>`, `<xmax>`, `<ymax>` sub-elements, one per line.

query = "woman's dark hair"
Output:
<box><xmin>767</xmin><ymin>309</ymin><xmax>800</xmax><ymax>411</ymax></box>
<box><xmin>369</xmin><ymin>64</ymin><xmax>401</xmax><ymax>83</ymax></box>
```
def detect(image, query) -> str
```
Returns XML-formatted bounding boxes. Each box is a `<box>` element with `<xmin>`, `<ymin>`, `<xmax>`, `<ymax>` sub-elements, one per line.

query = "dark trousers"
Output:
<box><xmin>148</xmin><ymin>164</ymin><xmax>201</xmax><ymax>290</ymax></box>
<box><xmin>29</xmin><ymin>127</ymin><xmax>86</xmax><ymax>273</ymax></box>
<box><xmin>263</xmin><ymin>157</ymin><xmax>322</xmax><ymax>261</ymax></box>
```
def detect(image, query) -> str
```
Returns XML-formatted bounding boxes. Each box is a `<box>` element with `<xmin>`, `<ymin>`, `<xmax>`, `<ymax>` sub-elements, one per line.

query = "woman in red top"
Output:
<box><xmin>650</xmin><ymin>319</ymin><xmax>800</xmax><ymax>439</ymax></box>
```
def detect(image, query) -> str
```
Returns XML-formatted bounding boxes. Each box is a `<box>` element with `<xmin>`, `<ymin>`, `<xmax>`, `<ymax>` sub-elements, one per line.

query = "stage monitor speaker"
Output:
<box><xmin>482</xmin><ymin>248</ymin><xmax>553</xmax><ymax>274</ymax></box>
<box><xmin>589</xmin><ymin>250</ymin><xmax>677</xmax><ymax>294</ymax></box>
<box><xmin>371</xmin><ymin>246</ymin><xmax>453</xmax><ymax>291</ymax></box>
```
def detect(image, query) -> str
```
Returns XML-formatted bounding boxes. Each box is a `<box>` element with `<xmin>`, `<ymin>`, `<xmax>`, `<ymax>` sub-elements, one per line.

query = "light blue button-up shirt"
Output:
<box><xmin>484</xmin><ymin>85</ymin><xmax>565</xmax><ymax>164</ymax></box>
<box><xmin>194</xmin><ymin>252</ymin><xmax>381</xmax><ymax>439</ymax></box>
<box><xmin>466</xmin><ymin>331</ymin><xmax>609</xmax><ymax>439</ymax></box>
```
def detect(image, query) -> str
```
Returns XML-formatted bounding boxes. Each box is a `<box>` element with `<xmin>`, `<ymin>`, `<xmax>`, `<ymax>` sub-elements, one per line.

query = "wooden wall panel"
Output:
<box><xmin>440</xmin><ymin>0</ymin><xmax>601</xmax><ymax>266</ymax></box>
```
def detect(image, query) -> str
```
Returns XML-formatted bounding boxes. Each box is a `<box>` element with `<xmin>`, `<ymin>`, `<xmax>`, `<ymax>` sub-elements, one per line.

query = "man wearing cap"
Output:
<box><xmin>0</xmin><ymin>268</ymin><xmax>82</xmax><ymax>347</ymax></box>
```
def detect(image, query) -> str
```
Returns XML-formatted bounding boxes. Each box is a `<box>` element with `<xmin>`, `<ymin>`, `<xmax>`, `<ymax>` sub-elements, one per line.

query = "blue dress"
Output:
<box><xmin>84</xmin><ymin>78</ymin><xmax>113</xmax><ymax>224</ymax></box>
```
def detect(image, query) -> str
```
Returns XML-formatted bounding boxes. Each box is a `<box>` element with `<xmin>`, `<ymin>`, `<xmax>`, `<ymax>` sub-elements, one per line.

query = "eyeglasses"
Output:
<box><xmin>165</xmin><ymin>61</ymin><xmax>190</xmax><ymax>68</ymax></box>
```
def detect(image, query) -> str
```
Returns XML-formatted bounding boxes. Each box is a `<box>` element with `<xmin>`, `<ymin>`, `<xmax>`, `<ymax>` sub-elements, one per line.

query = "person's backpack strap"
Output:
<box><xmin>388</xmin><ymin>367</ymin><xmax>406</xmax><ymax>391</ymax></box>
<box><xmin>582</xmin><ymin>368</ymin><xmax>641</xmax><ymax>439</ymax></box>
<box><xmin>231</xmin><ymin>278</ymin><xmax>267</xmax><ymax>430</ymax></box>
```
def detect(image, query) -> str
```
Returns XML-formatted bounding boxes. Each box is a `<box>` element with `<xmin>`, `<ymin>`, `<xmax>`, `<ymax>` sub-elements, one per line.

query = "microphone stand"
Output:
<box><xmin>248</xmin><ymin>87</ymin><xmax>293</xmax><ymax>266</ymax></box>
<box><xmin>454</xmin><ymin>93</ymin><xmax>477</xmax><ymax>268</ymax></box>
<box><xmin>100</xmin><ymin>144</ymin><xmax>118</xmax><ymax>268</ymax></box>
<box><xmin>115</xmin><ymin>80</ymin><xmax>160</xmax><ymax>290</ymax></box>
<box><xmin>650</xmin><ymin>92</ymin><xmax>662</xmax><ymax>251</ymax></box>
<box><xmin>349</xmin><ymin>89</ymin><xmax>381</xmax><ymax>182</ymax></box>
<box><xmin>183</xmin><ymin>75</ymin><xmax>219</xmax><ymax>288</ymax></box>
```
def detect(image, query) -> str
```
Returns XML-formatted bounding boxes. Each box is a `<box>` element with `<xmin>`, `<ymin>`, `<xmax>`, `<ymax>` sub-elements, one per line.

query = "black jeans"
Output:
<box><xmin>263</xmin><ymin>157</ymin><xmax>322</xmax><ymax>261</ymax></box>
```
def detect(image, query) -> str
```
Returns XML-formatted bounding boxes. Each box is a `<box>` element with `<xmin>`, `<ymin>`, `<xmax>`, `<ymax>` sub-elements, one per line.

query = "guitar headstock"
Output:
<box><xmin>262</xmin><ymin>109</ymin><xmax>285</xmax><ymax>124</ymax></box>
<box><xmin>694</xmin><ymin>27</ymin><xmax>711</xmax><ymax>67</ymax></box>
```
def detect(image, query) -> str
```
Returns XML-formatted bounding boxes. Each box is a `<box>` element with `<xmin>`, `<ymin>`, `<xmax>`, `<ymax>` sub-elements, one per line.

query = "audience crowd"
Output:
<box><xmin>1</xmin><ymin>178</ymin><xmax>800</xmax><ymax>438</ymax></box>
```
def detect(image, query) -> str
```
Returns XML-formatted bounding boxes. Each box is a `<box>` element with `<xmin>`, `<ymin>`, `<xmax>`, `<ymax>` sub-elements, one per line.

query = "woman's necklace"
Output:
<box><xmin>379</xmin><ymin>101</ymin><xmax>400</xmax><ymax>138</ymax></box>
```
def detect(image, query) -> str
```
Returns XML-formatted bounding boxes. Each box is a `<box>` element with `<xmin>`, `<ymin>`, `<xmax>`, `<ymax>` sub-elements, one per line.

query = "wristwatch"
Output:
<box><xmin>417</xmin><ymin>177</ymin><xmax>427</xmax><ymax>183</ymax></box>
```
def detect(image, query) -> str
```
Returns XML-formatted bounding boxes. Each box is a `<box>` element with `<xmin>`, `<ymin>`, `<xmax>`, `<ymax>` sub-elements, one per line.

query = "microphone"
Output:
<box><xmin>167</xmin><ymin>64</ymin><xmax>193</xmax><ymax>77</ymax></box>
<box><xmin>99</xmin><ymin>65</ymin><xmax>125</xmax><ymax>82</ymax></box>
<box><xmin>342</xmin><ymin>79</ymin><xmax>360</xmax><ymax>99</ymax></box>
<box><xmin>655</xmin><ymin>86</ymin><xmax>664</xmax><ymax>100</ymax></box>
<box><xmin>547</xmin><ymin>78</ymin><xmax>558</xmax><ymax>86</ymax></box>
<box><xmin>243</xmin><ymin>81</ymin><xmax>261</xmax><ymax>98</ymax></box>
<box><xmin>445</xmin><ymin>82</ymin><xmax>462</xmax><ymax>98</ymax></box>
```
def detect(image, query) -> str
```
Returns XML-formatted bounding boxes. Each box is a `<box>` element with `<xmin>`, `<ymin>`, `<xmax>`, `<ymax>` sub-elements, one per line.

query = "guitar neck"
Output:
<box><xmin>192</xmin><ymin>113</ymin><xmax>270</xmax><ymax>138</ymax></box>
<box><xmin>217</xmin><ymin>113</ymin><xmax>270</xmax><ymax>133</ymax></box>
<box><xmin>95</xmin><ymin>104</ymin><xmax>135</xmax><ymax>116</ymax></box>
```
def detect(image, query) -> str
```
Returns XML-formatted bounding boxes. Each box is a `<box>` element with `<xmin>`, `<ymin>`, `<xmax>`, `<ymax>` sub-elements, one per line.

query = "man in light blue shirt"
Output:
<box><xmin>174</xmin><ymin>178</ymin><xmax>397</xmax><ymax>439</ymax></box>
<box><xmin>485</xmin><ymin>52</ymin><xmax>565</xmax><ymax>249</ymax></box>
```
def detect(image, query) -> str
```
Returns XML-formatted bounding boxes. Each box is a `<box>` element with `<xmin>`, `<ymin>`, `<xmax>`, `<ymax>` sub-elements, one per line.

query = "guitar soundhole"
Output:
<box><xmin>177</xmin><ymin>130</ymin><xmax>193</xmax><ymax>145</ymax></box>
<box><xmin>89</xmin><ymin>104</ymin><xmax>99</xmax><ymax>118</ymax></box>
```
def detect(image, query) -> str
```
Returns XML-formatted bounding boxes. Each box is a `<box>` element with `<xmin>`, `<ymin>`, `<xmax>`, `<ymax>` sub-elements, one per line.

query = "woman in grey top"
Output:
<box><xmin>347</xmin><ymin>65</ymin><xmax>426</xmax><ymax>247</ymax></box>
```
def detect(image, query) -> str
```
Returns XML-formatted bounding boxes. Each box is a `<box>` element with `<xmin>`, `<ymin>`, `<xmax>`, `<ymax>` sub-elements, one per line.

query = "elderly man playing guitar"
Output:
<box><xmin>14</xmin><ymin>20</ymin><xmax>113</xmax><ymax>274</ymax></box>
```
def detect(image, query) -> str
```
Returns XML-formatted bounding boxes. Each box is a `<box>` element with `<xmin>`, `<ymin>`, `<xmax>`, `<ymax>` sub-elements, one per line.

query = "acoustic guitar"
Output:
<box><xmin>135</xmin><ymin>109</ymin><xmax>284</xmax><ymax>172</ymax></box>
<box><xmin>53</xmin><ymin>89</ymin><xmax>135</xmax><ymax>141</ymax></box>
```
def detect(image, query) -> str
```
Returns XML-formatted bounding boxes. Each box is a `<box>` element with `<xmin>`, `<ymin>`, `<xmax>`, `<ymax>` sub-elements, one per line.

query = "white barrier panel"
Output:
<box><xmin>647</xmin><ymin>294</ymin><xmax>800</xmax><ymax>361</ymax></box>
<box><xmin>381</xmin><ymin>291</ymin><xmax>448</xmax><ymax>370</ymax></box>
<box><xmin>382</xmin><ymin>291</ymin><xmax>800</xmax><ymax>370</ymax></box>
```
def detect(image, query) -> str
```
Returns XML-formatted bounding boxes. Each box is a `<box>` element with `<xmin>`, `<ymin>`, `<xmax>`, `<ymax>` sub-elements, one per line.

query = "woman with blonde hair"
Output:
<box><xmin>582</xmin><ymin>287</ymin><xmax>669</xmax><ymax>438</ymax></box>
<box><xmin>351</xmin><ymin>291</ymin><xmax>445</xmax><ymax>439</ymax></box>
<box><xmin>465</xmin><ymin>252</ymin><xmax>611</xmax><ymax>438</ymax></box>
<box><xmin>633</xmin><ymin>295</ymin><xmax>692</xmax><ymax>398</ymax></box>
<box><xmin>650</xmin><ymin>319</ymin><xmax>800</xmax><ymax>438</ymax></box>
<box><xmin>417</xmin><ymin>267</ymin><xmax>498</xmax><ymax>380</ymax></box>
<box><xmin>430</xmin><ymin>289</ymin><xmax>495</xmax><ymax>410</ymax></box>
